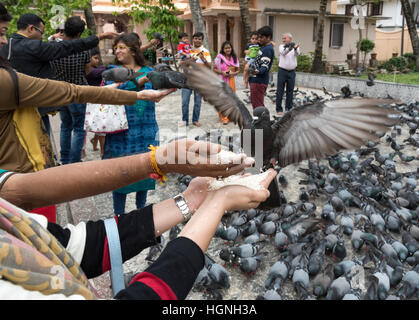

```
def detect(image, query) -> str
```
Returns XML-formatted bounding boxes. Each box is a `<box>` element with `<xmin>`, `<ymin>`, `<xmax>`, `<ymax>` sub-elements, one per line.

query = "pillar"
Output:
<box><xmin>217</xmin><ymin>14</ymin><xmax>227</xmax><ymax>53</ymax></box>
<box><xmin>232</xmin><ymin>16</ymin><xmax>241</xmax><ymax>57</ymax></box>
<box><xmin>185</xmin><ymin>20</ymin><xmax>193</xmax><ymax>39</ymax></box>
<box><xmin>205</xmin><ymin>16</ymin><xmax>215</xmax><ymax>52</ymax></box>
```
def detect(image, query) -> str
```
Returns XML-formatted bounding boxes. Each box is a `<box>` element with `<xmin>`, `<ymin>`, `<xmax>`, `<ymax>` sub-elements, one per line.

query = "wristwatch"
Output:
<box><xmin>173</xmin><ymin>194</ymin><xmax>192</xmax><ymax>221</ymax></box>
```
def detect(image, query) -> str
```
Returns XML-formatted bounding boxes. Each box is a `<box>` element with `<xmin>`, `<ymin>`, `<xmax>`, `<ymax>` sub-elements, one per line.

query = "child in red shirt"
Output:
<box><xmin>177</xmin><ymin>32</ymin><xmax>191</xmax><ymax>60</ymax></box>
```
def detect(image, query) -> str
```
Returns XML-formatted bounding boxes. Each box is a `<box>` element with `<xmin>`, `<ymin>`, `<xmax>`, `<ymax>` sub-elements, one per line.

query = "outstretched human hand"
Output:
<box><xmin>136</xmin><ymin>88</ymin><xmax>177</xmax><ymax>102</ymax></box>
<box><xmin>210</xmin><ymin>169</ymin><xmax>277</xmax><ymax>212</ymax></box>
<box><xmin>156</xmin><ymin>139</ymin><xmax>254</xmax><ymax>178</ymax></box>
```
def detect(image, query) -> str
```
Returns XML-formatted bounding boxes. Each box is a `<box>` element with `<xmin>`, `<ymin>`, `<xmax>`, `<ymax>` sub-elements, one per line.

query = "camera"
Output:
<box><xmin>284</xmin><ymin>42</ymin><xmax>295</xmax><ymax>50</ymax></box>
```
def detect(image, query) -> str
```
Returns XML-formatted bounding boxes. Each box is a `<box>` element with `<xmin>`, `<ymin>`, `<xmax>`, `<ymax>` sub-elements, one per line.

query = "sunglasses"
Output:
<box><xmin>33</xmin><ymin>25</ymin><xmax>44</xmax><ymax>35</ymax></box>
<box><xmin>113</xmin><ymin>44</ymin><xmax>131</xmax><ymax>51</ymax></box>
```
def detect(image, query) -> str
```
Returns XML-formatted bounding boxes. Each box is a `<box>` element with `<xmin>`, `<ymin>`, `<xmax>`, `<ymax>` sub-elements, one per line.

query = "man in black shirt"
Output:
<box><xmin>50</xmin><ymin>16</ymin><xmax>93</xmax><ymax>164</ymax></box>
<box><xmin>0</xmin><ymin>13</ymin><xmax>116</xmax><ymax>135</ymax></box>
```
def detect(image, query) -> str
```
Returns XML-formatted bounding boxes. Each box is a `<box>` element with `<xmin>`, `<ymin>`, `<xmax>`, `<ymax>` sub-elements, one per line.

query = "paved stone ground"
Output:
<box><xmin>49</xmin><ymin>75</ymin><xmax>417</xmax><ymax>300</ymax></box>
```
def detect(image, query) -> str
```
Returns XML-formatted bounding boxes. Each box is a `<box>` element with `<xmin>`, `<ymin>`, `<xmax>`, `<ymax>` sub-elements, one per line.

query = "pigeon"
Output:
<box><xmin>146</xmin><ymin>70</ymin><xmax>192</xmax><ymax>89</ymax></box>
<box><xmin>264</xmin><ymin>260</ymin><xmax>289</xmax><ymax>290</ymax></box>
<box><xmin>230</xmin><ymin>241</ymin><xmax>266</xmax><ymax>258</ymax></box>
<box><xmin>145</xmin><ymin>235</ymin><xmax>165</xmax><ymax>263</ymax></box>
<box><xmin>183</xmin><ymin>60</ymin><xmax>400</xmax><ymax>168</ymax></box>
<box><xmin>102</xmin><ymin>67</ymin><xmax>143</xmax><ymax>83</ymax></box>
<box><xmin>237</xmin><ymin>254</ymin><xmax>266</xmax><ymax>274</ymax></box>
<box><xmin>326</xmin><ymin>276</ymin><xmax>351</xmax><ymax>300</ymax></box>
<box><xmin>397</xmin><ymin>269</ymin><xmax>419</xmax><ymax>299</ymax></box>
<box><xmin>204</xmin><ymin>254</ymin><xmax>230</xmax><ymax>289</ymax></box>
<box><xmin>312</xmin><ymin>264</ymin><xmax>334</xmax><ymax>297</ymax></box>
<box><xmin>367</xmin><ymin>73</ymin><xmax>376</xmax><ymax>86</ymax></box>
<box><xmin>341</xmin><ymin>85</ymin><xmax>351</xmax><ymax>98</ymax></box>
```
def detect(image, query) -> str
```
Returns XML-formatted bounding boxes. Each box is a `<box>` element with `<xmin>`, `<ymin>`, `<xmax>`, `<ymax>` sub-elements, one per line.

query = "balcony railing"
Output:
<box><xmin>206</xmin><ymin>0</ymin><xmax>257</xmax><ymax>9</ymax></box>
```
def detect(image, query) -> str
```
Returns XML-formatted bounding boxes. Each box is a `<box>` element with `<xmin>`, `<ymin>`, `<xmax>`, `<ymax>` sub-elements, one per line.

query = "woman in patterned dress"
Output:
<box><xmin>103</xmin><ymin>33</ymin><xmax>159</xmax><ymax>215</ymax></box>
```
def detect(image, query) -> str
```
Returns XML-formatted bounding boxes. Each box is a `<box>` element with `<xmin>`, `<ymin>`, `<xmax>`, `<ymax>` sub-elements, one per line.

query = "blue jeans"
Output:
<box><xmin>276</xmin><ymin>68</ymin><xmax>296</xmax><ymax>112</ymax></box>
<box><xmin>59</xmin><ymin>103</ymin><xmax>86</xmax><ymax>164</ymax></box>
<box><xmin>181</xmin><ymin>88</ymin><xmax>201</xmax><ymax>124</ymax></box>
<box><xmin>41</xmin><ymin>115</ymin><xmax>51</xmax><ymax>136</ymax></box>
<box><xmin>113</xmin><ymin>190</ymin><xmax>148</xmax><ymax>215</ymax></box>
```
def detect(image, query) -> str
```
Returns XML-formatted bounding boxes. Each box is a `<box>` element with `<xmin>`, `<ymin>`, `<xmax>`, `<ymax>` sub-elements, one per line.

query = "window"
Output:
<box><xmin>330</xmin><ymin>22</ymin><xmax>344</xmax><ymax>48</ymax></box>
<box><xmin>345</xmin><ymin>4</ymin><xmax>354</xmax><ymax>16</ymax></box>
<box><xmin>368</xmin><ymin>1</ymin><xmax>383</xmax><ymax>16</ymax></box>
<box><xmin>313</xmin><ymin>17</ymin><xmax>318</xmax><ymax>42</ymax></box>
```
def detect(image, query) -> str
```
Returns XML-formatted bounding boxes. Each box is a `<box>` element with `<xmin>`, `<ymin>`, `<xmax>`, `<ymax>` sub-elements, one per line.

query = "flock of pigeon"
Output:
<box><xmin>174</xmin><ymin>94</ymin><xmax>419</xmax><ymax>300</ymax></box>
<box><xmin>105</xmin><ymin>62</ymin><xmax>419</xmax><ymax>300</ymax></box>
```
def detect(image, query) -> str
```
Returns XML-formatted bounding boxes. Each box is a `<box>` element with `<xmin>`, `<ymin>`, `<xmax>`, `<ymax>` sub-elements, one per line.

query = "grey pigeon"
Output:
<box><xmin>204</xmin><ymin>254</ymin><xmax>230</xmax><ymax>289</ymax></box>
<box><xmin>326</xmin><ymin>276</ymin><xmax>351</xmax><ymax>300</ymax></box>
<box><xmin>102</xmin><ymin>67</ymin><xmax>142</xmax><ymax>83</ymax></box>
<box><xmin>264</xmin><ymin>260</ymin><xmax>289</xmax><ymax>289</ymax></box>
<box><xmin>367</xmin><ymin>72</ymin><xmax>376</xmax><ymax>86</ymax></box>
<box><xmin>313</xmin><ymin>264</ymin><xmax>334</xmax><ymax>297</ymax></box>
<box><xmin>230</xmin><ymin>241</ymin><xmax>266</xmax><ymax>258</ymax></box>
<box><xmin>182</xmin><ymin>60</ymin><xmax>400</xmax><ymax>168</ymax></box>
<box><xmin>397</xmin><ymin>270</ymin><xmax>419</xmax><ymax>299</ymax></box>
<box><xmin>147</xmin><ymin>70</ymin><xmax>192</xmax><ymax>89</ymax></box>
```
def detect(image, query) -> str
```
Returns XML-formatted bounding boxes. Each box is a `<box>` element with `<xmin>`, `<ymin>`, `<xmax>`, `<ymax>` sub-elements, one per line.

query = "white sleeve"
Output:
<box><xmin>63</xmin><ymin>222</ymin><xmax>87</xmax><ymax>264</ymax></box>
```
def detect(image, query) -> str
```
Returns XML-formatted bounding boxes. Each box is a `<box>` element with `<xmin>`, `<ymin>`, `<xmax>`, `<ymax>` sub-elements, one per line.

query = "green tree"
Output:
<box><xmin>4</xmin><ymin>0</ymin><xmax>91</xmax><ymax>36</ymax></box>
<box><xmin>113</xmin><ymin>0</ymin><xmax>184</xmax><ymax>69</ymax></box>
<box><xmin>359</xmin><ymin>38</ymin><xmax>375</xmax><ymax>68</ymax></box>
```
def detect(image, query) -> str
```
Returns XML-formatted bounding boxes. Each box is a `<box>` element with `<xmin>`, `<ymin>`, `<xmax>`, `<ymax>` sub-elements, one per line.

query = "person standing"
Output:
<box><xmin>248</xmin><ymin>26</ymin><xmax>274</xmax><ymax>110</ymax></box>
<box><xmin>50</xmin><ymin>16</ymin><xmax>92</xmax><ymax>165</ymax></box>
<box><xmin>180</xmin><ymin>32</ymin><xmax>212</xmax><ymax>127</ymax></box>
<box><xmin>85</xmin><ymin>47</ymin><xmax>107</xmax><ymax>157</ymax></box>
<box><xmin>0</xmin><ymin>13</ymin><xmax>116</xmax><ymax>135</ymax></box>
<box><xmin>276</xmin><ymin>33</ymin><xmax>300</xmax><ymax>115</ymax></box>
<box><xmin>242</xmin><ymin>31</ymin><xmax>260</xmax><ymax>89</ymax></box>
<box><xmin>213</xmin><ymin>40</ymin><xmax>240</xmax><ymax>124</ymax></box>
<box><xmin>103</xmin><ymin>33</ymin><xmax>159</xmax><ymax>215</ymax></box>
<box><xmin>0</xmin><ymin>10</ymin><xmax>115</xmax><ymax>222</ymax></box>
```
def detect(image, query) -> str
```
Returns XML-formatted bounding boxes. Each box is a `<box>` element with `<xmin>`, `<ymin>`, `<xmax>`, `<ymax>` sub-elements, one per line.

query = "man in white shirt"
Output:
<box><xmin>276</xmin><ymin>33</ymin><xmax>300</xmax><ymax>115</ymax></box>
<box><xmin>180</xmin><ymin>32</ymin><xmax>212</xmax><ymax>127</ymax></box>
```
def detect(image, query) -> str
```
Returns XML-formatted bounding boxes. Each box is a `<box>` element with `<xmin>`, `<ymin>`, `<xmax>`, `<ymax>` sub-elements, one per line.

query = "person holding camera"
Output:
<box><xmin>276</xmin><ymin>33</ymin><xmax>300</xmax><ymax>116</ymax></box>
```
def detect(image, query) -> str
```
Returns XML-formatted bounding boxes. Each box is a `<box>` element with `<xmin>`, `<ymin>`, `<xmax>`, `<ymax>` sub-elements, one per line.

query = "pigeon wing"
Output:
<box><xmin>272</xmin><ymin>98</ymin><xmax>400</xmax><ymax>167</ymax></box>
<box><xmin>182</xmin><ymin>60</ymin><xmax>253</xmax><ymax>129</ymax></box>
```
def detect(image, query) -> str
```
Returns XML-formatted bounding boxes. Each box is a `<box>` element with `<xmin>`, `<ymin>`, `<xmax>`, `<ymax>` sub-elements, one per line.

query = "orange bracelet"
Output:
<box><xmin>148</xmin><ymin>145</ymin><xmax>168</xmax><ymax>185</ymax></box>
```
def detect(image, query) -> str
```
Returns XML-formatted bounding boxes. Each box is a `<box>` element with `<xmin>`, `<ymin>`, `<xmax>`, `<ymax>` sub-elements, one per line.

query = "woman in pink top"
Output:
<box><xmin>213</xmin><ymin>41</ymin><xmax>240</xmax><ymax>124</ymax></box>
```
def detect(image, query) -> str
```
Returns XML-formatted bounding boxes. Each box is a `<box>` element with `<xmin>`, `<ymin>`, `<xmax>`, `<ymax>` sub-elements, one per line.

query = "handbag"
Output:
<box><xmin>84</xmin><ymin>102</ymin><xmax>128</xmax><ymax>134</ymax></box>
<box><xmin>84</xmin><ymin>81</ymin><xmax>129</xmax><ymax>134</ymax></box>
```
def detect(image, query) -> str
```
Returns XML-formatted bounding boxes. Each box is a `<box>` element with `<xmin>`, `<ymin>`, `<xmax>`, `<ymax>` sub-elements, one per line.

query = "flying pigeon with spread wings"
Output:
<box><xmin>181</xmin><ymin>60</ymin><xmax>400</xmax><ymax>168</ymax></box>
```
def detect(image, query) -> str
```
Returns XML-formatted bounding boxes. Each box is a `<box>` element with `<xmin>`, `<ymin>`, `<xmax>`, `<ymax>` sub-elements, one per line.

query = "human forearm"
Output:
<box><xmin>177</xmin><ymin>192</ymin><xmax>225</xmax><ymax>252</ymax></box>
<box><xmin>2</xmin><ymin>153</ymin><xmax>152</xmax><ymax>210</ymax></box>
<box><xmin>151</xmin><ymin>190</ymin><xmax>200</xmax><ymax>237</ymax></box>
<box><xmin>1</xmin><ymin>71</ymin><xmax>138</xmax><ymax>110</ymax></box>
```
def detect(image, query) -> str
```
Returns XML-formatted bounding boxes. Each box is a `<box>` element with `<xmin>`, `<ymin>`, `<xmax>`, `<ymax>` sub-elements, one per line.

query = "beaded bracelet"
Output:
<box><xmin>148</xmin><ymin>145</ymin><xmax>168</xmax><ymax>186</ymax></box>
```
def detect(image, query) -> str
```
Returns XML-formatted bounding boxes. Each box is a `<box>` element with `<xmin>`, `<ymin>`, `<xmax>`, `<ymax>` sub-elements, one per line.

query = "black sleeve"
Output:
<box><xmin>46</xmin><ymin>204</ymin><xmax>160</xmax><ymax>279</ymax></box>
<box><xmin>33</xmin><ymin>36</ymin><xmax>99</xmax><ymax>62</ymax></box>
<box><xmin>115</xmin><ymin>237</ymin><xmax>205</xmax><ymax>300</ymax></box>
